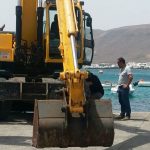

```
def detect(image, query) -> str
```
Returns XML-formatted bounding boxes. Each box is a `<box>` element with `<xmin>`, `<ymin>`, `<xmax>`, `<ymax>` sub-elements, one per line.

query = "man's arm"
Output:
<box><xmin>126</xmin><ymin>74</ymin><xmax>133</xmax><ymax>87</ymax></box>
<box><xmin>122</xmin><ymin>73</ymin><xmax>133</xmax><ymax>88</ymax></box>
<box><xmin>124</xmin><ymin>66</ymin><xmax>133</xmax><ymax>88</ymax></box>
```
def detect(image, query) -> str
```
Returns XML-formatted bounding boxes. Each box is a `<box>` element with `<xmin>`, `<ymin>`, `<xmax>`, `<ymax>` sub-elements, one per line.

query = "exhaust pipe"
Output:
<box><xmin>37</xmin><ymin>0</ymin><xmax>44</xmax><ymax>48</ymax></box>
<box><xmin>16</xmin><ymin>0</ymin><xmax>22</xmax><ymax>49</ymax></box>
<box><xmin>36</xmin><ymin>0</ymin><xmax>44</xmax><ymax>63</ymax></box>
<box><xmin>17</xmin><ymin>0</ymin><xmax>21</xmax><ymax>6</ymax></box>
<box><xmin>38</xmin><ymin>0</ymin><xmax>43</xmax><ymax>7</ymax></box>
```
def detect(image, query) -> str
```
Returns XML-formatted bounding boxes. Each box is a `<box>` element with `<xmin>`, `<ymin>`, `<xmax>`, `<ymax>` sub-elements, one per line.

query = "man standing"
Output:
<box><xmin>116</xmin><ymin>57</ymin><xmax>133</xmax><ymax>120</ymax></box>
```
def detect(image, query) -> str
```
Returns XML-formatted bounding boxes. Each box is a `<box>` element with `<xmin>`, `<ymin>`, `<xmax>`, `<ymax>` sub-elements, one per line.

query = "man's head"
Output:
<box><xmin>117</xmin><ymin>57</ymin><xmax>126</xmax><ymax>68</ymax></box>
<box><xmin>85</xmin><ymin>71</ymin><xmax>93</xmax><ymax>84</ymax></box>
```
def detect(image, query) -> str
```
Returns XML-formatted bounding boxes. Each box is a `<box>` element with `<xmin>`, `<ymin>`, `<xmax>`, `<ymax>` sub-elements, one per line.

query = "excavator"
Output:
<box><xmin>0</xmin><ymin>0</ymin><xmax>114</xmax><ymax>148</ymax></box>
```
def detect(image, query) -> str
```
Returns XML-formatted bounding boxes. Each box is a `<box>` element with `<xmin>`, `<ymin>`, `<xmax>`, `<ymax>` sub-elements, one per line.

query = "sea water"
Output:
<box><xmin>87</xmin><ymin>68</ymin><xmax>150</xmax><ymax>112</ymax></box>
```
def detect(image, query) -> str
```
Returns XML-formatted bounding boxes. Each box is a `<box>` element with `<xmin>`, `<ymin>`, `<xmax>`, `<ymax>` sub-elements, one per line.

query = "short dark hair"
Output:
<box><xmin>86</xmin><ymin>71</ymin><xmax>93</xmax><ymax>82</ymax></box>
<box><xmin>117</xmin><ymin>57</ymin><xmax>125</xmax><ymax>64</ymax></box>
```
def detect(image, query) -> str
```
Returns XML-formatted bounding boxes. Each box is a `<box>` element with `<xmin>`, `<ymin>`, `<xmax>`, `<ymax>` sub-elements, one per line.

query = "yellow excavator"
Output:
<box><xmin>0</xmin><ymin>0</ymin><xmax>114</xmax><ymax>147</ymax></box>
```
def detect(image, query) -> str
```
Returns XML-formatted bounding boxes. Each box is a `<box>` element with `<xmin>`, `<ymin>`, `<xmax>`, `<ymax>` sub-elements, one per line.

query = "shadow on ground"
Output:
<box><xmin>0</xmin><ymin>136</ymin><xmax>31</xmax><ymax>146</ymax></box>
<box><xmin>0</xmin><ymin>112</ymin><xmax>33</xmax><ymax>125</ymax></box>
<box><xmin>105</xmin><ymin>119</ymin><xmax>150</xmax><ymax>150</ymax></box>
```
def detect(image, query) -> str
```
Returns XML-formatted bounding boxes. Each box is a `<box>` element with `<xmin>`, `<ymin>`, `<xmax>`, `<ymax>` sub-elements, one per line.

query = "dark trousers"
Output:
<box><xmin>118</xmin><ymin>86</ymin><xmax>131</xmax><ymax>117</ymax></box>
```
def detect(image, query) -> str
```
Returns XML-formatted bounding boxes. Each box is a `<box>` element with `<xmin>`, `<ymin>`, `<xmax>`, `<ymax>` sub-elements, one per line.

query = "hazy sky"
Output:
<box><xmin>1</xmin><ymin>0</ymin><xmax>150</xmax><ymax>31</ymax></box>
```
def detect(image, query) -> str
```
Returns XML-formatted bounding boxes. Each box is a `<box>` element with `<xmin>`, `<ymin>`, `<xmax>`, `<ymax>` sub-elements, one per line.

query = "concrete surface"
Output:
<box><xmin>0</xmin><ymin>112</ymin><xmax>149</xmax><ymax>150</ymax></box>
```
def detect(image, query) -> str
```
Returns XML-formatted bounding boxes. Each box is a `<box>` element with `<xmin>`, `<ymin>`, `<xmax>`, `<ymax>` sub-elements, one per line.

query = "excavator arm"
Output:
<box><xmin>56</xmin><ymin>0</ymin><xmax>87</xmax><ymax>113</ymax></box>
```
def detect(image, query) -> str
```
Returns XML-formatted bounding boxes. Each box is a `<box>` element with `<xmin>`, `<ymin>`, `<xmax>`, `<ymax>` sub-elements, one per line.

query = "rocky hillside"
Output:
<box><xmin>93</xmin><ymin>24</ymin><xmax>150</xmax><ymax>63</ymax></box>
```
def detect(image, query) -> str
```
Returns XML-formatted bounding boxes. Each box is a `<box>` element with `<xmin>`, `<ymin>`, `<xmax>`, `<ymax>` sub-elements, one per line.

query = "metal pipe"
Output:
<box><xmin>37</xmin><ymin>6</ymin><xmax>44</xmax><ymax>48</ymax></box>
<box><xmin>38</xmin><ymin>0</ymin><xmax>42</xmax><ymax>7</ymax></box>
<box><xmin>70</xmin><ymin>35</ymin><xmax>78</xmax><ymax>69</ymax></box>
<box><xmin>16</xmin><ymin>5</ymin><xmax>22</xmax><ymax>49</ymax></box>
<box><xmin>17</xmin><ymin>0</ymin><xmax>21</xmax><ymax>6</ymax></box>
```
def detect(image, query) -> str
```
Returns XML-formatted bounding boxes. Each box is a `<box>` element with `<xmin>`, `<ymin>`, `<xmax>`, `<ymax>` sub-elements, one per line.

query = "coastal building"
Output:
<box><xmin>83</xmin><ymin>62</ymin><xmax>150</xmax><ymax>69</ymax></box>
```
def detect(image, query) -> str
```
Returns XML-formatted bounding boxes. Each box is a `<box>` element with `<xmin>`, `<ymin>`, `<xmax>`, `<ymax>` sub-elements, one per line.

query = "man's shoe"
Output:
<box><xmin>121</xmin><ymin>116</ymin><xmax>130</xmax><ymax>121</ymax></box>
<box><xmin>115</xmin><ymin>115</ymin><xmax>125</xmax><ymax>120</ymax></box>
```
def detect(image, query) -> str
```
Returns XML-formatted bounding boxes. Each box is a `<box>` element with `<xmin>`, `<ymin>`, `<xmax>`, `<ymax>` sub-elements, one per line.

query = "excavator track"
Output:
<box><xmin>32</xmin><ymin>99</ymin><xmax>114</xmax><ymax>148</ymax></box>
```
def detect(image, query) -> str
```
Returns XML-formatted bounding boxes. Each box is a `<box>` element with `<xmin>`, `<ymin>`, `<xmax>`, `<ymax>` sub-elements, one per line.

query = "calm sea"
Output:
<box><xmin>88</xmin><ymin>68</ymin><xmax>150</xmax><ymax>112</ymax></box>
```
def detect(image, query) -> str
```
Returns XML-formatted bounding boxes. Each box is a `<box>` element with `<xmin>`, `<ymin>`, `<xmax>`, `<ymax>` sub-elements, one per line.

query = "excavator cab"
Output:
<box><xmin>42</xmin><ymin>1</ymin><xmax>88</xmax><ymax>74</ymax></box>
<box><xmin>43</xmin><ymin>1</ymin><xmax>94</xmax><ymax>67</ymax></box>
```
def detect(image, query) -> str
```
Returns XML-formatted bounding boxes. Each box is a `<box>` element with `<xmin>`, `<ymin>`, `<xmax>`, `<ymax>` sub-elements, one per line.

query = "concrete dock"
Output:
<box><xmin>0</xmin><ymin>112</ymin><xmax>149</xmax><ymax>150</ymax></box>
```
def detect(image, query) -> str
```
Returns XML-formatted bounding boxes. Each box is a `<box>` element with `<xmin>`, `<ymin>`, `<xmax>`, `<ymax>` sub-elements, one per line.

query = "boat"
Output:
<box><xmin>138</xmin><ymin>80</ymin><xmax>150</xmax><ymax>87</ymax></box>
<box><xmin>111</xmin><ymin>84</ymin><xmax>135</xmax><ymax>95</ymax></box>
<box><xmin>102</xmin><ymin>81</ymin><xmax>112</xmax><ymax>89</ymax></box>
<box><xmin>102</xmin><ymin>81</ymin><xmax>116</xmax><ymax>90</ymax></box>
<box><xmin>98</xmin><ymin>69</ymin><xmax>103</xmax><ymax>74</ymax></box>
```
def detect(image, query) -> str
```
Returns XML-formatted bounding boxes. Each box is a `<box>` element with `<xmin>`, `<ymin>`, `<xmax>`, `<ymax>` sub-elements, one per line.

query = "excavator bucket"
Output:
<box><xmin>32</xmin><ymin>99</ymin><xmax>114</xmax><ymax>148</ymax></box>
<box><xmin>87</xmin><ymin>99</ymin><xmax>114</xmax><ymax>147</ymax></box>
<box><xmin>32</xmin><ymin>99</ymin><xmax>69</xmax><ymax>148</ymax></box>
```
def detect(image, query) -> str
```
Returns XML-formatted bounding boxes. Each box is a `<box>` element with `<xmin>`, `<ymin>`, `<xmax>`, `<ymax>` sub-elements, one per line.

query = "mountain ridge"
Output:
<box><xmin>93</xmin><ymin>24</ymin><xmax>150</xmax><ymax>63</ymax></box>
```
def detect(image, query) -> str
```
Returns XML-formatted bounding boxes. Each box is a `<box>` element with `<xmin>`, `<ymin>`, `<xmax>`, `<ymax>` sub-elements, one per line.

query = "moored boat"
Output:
<box><xmin>102</xmin><ymin>81</ymin><xmax>116</xmax><ymax>90</ymax></box>
<box><xmin>98</xmin><ymin>69</ymin><xmax>103</xmax><ymax>74</ymax></box>
<box><xmin>102</xmin><ymin>82</ymin><xmax>112</xmax><ymax>89</ymax></box>
<box><xmin>138</xmin><ymin>80</ymin><xmax>150</xmax><ymax>87</ymax></box>
<box><xmin>111</xmin><ymin>84</ymin><xmax>135</xmax><ymax>95</ymax></box>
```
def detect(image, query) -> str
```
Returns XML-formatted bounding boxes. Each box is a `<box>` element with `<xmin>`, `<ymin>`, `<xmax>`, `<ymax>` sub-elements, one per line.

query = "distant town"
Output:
<box><xmin>83</xmin><ymin>62</ymin><xmax>150</xmax><ymax>69</ymax></box>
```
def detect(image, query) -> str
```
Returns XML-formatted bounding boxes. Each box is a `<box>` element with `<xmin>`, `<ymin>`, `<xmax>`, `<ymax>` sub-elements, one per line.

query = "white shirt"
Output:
<box><xmin>118</xmin><ymin>66</ymin><xmax>132</xmax><ymax>85</ymax></box>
